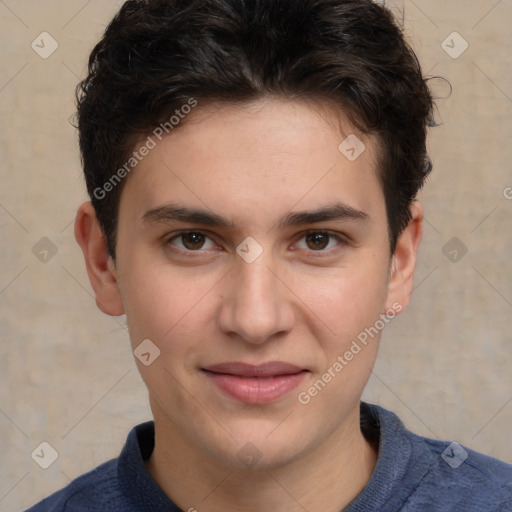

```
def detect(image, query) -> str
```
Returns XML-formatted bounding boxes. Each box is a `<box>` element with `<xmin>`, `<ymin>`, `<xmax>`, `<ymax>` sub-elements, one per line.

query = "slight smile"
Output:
<box><xmin>202</xmin><ymin>362</ymin><xmax>310</xmax><ymax>405</ymax></box>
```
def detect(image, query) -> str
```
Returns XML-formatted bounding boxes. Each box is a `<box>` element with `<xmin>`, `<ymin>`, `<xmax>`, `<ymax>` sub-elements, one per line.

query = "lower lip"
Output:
<box><xmin>203</xmin><ymin>370</ymin><xmax>308</xmax><ymax>404</ymax></box>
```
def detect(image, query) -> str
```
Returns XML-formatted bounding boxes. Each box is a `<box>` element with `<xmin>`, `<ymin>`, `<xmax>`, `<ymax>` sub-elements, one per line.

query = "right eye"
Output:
<box><xmin>165</xmin><ymin>231</ymin><xmax>218</xmax><ymax>253</ymax></box>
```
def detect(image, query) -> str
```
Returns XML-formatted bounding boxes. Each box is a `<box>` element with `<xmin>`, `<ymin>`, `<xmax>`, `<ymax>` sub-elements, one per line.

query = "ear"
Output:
<box><xmin>385</xmin><ymin>201</ymin><xmax>423</xmax><ymax>313</ymax></box>
<box><xmin>74</xmin><ymin>202</ymin><xmax>124</xmax><ymax>316</ymax></box>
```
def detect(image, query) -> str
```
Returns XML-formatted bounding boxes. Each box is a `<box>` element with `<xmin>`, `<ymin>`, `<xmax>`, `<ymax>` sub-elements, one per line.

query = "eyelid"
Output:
<box><xmin>165</xmin><ymin>230</ymin><xmax>219</xmax><ymax>253</ymax></box>
<box><xmin>165</xmin><ymin>229</ymin><xmax>351</xmax><ymax>255</ymax></box>
<box><xmin>292</xmin><ymin>229</ymin><xmax>351</xmax><ymax>253</ymax></box>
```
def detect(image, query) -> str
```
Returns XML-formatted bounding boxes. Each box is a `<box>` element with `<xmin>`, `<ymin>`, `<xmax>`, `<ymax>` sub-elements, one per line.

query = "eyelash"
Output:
<box><xmin>164</xmin><ymin>230</ymin><xmax>350</xmax><ymax>256</ymax></box>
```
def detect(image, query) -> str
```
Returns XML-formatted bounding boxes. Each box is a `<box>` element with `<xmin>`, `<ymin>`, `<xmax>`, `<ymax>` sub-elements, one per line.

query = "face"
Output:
<box><xmin>82</xmin><ymin>98</ymin><xmax>419</xmax><ymax>470</ymax></box>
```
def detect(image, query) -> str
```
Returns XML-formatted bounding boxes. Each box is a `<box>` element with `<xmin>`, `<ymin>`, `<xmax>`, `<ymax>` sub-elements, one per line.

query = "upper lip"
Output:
<box><xmin>203</xmin><ymin>361</ymin><xmax>306</xmax><ymax>378</ymax></box>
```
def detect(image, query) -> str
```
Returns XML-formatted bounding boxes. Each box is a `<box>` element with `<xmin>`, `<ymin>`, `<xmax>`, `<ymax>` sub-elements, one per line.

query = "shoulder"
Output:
<box><xmin>25</xmin><ymin>458</ymin><xmax>131</xmax><ymax>511</ymax></box>
<box><xmin>26</xmin><ymin>421</ymin><xmax>161</xmax><ymax>511</ymax></box>
<box><xmin>366</xmin><ymin>403</ymin><xmax>512</xmax><ymax>511</ymax></box>
<box><xmin>410</xmin><ymin>434</ymin><xmax>512</xmax><ymax>510</ymax></box>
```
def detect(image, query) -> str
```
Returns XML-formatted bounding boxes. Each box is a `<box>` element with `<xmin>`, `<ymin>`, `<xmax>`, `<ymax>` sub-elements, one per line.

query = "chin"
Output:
<box><xmin>205</xmin><ymin>426</ymin><xmax>311</xmax><ymax>471</ymax></box>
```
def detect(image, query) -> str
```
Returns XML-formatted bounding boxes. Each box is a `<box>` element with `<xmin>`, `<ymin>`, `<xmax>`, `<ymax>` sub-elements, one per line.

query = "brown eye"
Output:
<box><xmin>181</xmin><ymin>232</ymin><xmax>206</xmax><ymax>250</ymax></box>
<box><xmin>305</xmin><ymin>232</ymin><xmax>330</xmax><ymax>251</ymax></box>
<box><xmin>167</xmin><ymin>231</ymin><xmax>216</xmax><ymax>252</ymax></box>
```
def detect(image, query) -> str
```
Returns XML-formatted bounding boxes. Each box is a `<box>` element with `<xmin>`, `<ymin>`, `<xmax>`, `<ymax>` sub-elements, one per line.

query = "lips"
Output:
<box><xmin>204</xmin><ymin>361</ymin><xmax>305</xmax><ymax>377</ymax></box>
<box><xmin>202</xmin><ymin>361</ymin><xmax>308</xmax><ymax>404</ymax></box>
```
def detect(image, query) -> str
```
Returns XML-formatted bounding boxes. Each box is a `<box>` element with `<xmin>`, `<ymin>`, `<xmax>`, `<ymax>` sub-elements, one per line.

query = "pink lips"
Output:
<box><xmin>202</xmin><ymin>362</ymin><xmax>308</xmax><ymax>404</ymax></box>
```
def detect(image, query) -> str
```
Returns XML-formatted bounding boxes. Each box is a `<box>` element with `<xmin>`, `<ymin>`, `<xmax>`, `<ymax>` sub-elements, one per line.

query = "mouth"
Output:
<box><xmin>201</xmin><ymin>361</ymin><xmax>309</xmax><ymax>404</ymax></box>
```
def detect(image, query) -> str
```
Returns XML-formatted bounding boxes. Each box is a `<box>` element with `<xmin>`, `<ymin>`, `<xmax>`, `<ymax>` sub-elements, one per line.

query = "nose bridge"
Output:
<box><xmin>218</xmin><ymin>248</ymin><xmax>294</xmax><ymax>344</ymax></box>
<box><xmin>238</xmin><ymin>256</ymin><xmax>277</xmax><ymax>306</ymax></box>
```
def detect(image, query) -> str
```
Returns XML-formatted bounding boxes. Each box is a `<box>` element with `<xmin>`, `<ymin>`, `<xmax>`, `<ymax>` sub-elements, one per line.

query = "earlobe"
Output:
<box><xmin>74</xmin><ymin>202</ymin><xmax>125</xmax><ymax>316</ymax></box>
<box><xmin>385</xmin><ymin>201</ymin><xmax>423</xmax><ymax>313</ymax></box>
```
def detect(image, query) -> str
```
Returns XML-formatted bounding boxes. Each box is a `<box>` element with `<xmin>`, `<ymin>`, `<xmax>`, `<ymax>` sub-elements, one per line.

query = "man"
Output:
<box><xmin>28</xmin><ymin>0</ymin><xmax>512</xmax><ymax>510</ymax></box>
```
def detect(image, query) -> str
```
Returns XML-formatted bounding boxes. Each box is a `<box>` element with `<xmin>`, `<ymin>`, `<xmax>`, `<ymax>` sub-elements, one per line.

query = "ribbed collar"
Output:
<box><xmin>345</xmin><ymin>403</ymin><xmax>432</xmax><ymax>511</ymax></box>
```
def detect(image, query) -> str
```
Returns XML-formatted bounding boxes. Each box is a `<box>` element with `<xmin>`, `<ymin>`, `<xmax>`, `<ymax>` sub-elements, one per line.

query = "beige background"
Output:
<box><xmin>1</xmin><ymin>1</ymin><xmax>511</xmax><ymax>510</ymax></box>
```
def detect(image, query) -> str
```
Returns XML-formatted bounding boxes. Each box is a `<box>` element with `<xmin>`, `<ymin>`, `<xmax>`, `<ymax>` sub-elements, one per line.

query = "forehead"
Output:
<box><xmin>119</xmin><ymin>98</ymin><xmax>385</xmax><ymax>230</ymax></box>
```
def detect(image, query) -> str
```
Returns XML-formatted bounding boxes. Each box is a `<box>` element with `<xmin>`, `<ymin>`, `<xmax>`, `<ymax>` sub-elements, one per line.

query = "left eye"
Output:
<box><xmin>168</xmin><ymin>231</ymin><xmax>217</xmax><ymax>251</ymax></box>
<box><xmin>295</xmin><ymin>231</ymin><xmax>344</xmax><ymax>252</ymax></box>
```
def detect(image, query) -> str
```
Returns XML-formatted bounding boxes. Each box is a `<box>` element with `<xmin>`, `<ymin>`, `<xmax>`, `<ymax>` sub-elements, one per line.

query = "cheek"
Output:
<box><xmin>294</xmin><ymin>263</ymin><xmax>389</xmax><ymax>426</ymax></box>
<box><xmin>294</xmin><ymin>258</ymin><xmax>390</xmax><ymax>348</ymax></box>
<box><xmin>118</xmin><ymin>257</ymin><xmax>221</xmax><ymax>352</ymax></box>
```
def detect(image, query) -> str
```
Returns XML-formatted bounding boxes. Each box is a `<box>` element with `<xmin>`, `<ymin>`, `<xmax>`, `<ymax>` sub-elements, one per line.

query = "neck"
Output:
<box><xmin>145</xmin><ymin>403</ymin><xmax>377</xmax><ymax>512</ymax></box>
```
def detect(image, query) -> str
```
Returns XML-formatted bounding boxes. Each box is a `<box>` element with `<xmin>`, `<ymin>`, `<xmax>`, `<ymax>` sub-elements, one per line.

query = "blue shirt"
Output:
<box><xmin>26</xmin><ymin>402</ymin><xmax>512</xmax><ymax>511</ymax></box>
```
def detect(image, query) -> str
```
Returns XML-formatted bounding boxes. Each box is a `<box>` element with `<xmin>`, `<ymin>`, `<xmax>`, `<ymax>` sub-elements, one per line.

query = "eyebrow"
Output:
<box><xmin>142</xmin><ymin>202</ymin><xmax>369</xmax><ymax>230</ymax></box>
<box><xmin>142</xmin><ymin>204</ymin><xmax>235</xmax><ymax>229</ymax></box>
<box><xmin>276</xmin><ymin>202</ymin><xmax>369</xmax><ymax>229</ymax></box>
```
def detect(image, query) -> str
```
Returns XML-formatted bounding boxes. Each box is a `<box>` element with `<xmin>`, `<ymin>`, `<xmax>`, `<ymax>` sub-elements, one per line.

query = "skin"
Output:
<box><xmin>75</xmin><ymin>98</ymin><xmax>423</xmax><ymax>512</ymax></box>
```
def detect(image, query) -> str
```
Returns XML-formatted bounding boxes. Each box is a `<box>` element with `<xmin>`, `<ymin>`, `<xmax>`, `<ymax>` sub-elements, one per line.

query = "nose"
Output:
<box><xmin>217</xmin><ymin>253</ymin><xmax>295</xmax><ymax>345</ymax></box>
